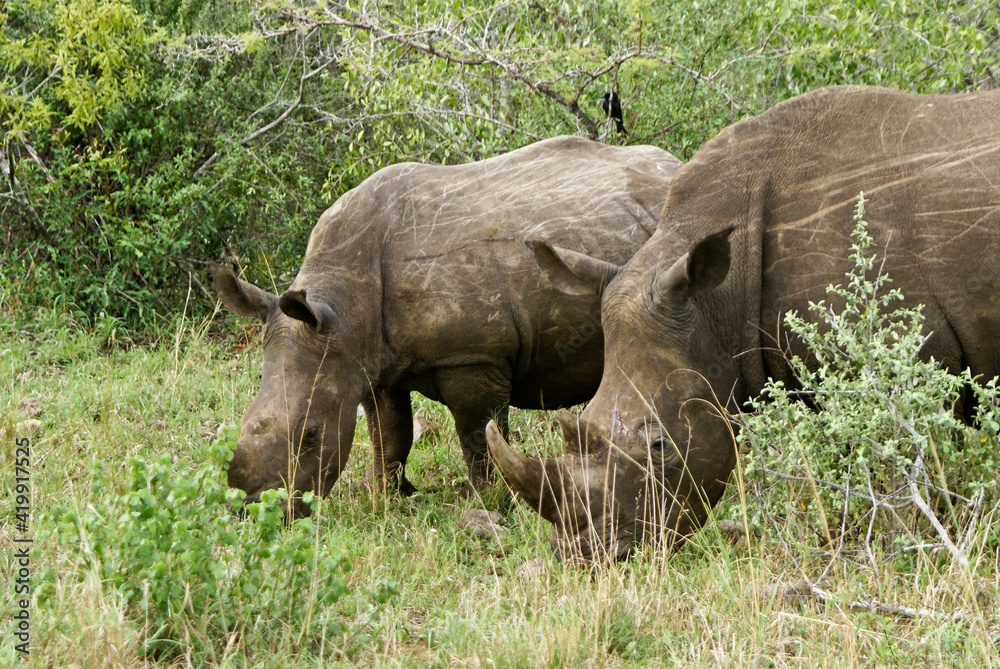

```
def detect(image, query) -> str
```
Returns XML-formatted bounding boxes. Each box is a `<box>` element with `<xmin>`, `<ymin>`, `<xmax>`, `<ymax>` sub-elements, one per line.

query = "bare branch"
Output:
<box><xmin>807</xmin><ymin>581</ymin><xmax>966</xmax><ymax>622</ymax></box>
<box><xmin>0</xmin><ymin>140</ymin><xmax>56</xmax><ymax>246</ymax></box>
<box><xmin>890</xmin><ymin>407</ymin><xmax>970</xmax><ymax>568</ymax></box>
<box><xmin>278</xmin><ymin>5</ymin><xmax>639</xmax><ymax>139</ymax></box>
<box><xmin>193</xmin><ymin>31</ymin><xmax>329</xmax><ymax>178</ymax></box>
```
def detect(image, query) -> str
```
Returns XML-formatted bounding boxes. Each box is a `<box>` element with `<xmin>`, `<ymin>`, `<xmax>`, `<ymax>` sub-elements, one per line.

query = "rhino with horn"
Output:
<box><xmin>490</xmin><ymin>85</ymin><xmax>1000</xmax><ymax>562</ymax></box>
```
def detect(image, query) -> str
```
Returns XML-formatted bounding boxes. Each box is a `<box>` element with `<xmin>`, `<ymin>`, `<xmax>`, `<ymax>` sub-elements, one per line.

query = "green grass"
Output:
<box><xmin>1</xmin><ymin>308</ymin><xmax>997</xmax><ymax>667</ymax></box>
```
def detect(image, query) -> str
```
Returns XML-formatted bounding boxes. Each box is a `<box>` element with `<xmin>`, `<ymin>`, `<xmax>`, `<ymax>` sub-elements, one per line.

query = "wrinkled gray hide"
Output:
<box><xmin>213</xmin><ymin>136</ymin><xmax>681</xmax><ymax>515</ymax></box>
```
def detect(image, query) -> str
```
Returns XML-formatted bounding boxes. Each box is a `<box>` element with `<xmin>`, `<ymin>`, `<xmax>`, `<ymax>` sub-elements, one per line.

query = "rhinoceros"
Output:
<box><xmin>211</xmin><ymin>136</ymin><xmax>681</xmax><ymax>515</ymax></box>
<box><xmin>486</xmin><ymin>86</ymin><xmax>1000</xmax><ymax>562</ymax></box>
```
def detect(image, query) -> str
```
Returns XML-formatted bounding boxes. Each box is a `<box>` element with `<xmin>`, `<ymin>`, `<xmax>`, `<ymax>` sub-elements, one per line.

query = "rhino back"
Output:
<box><xmin>662</xmin><ymin>86</ymin><xmax>1000</xmax><ymax>389</ymax></box>
<box><xmin>373</xmin><ymin>136</ymin><xmax>675</xmax><ymax>257</ymax></box>
<box><xmin>301</xmin><ymin>136</ymin><xmax>680</xmax><ymax>404</ymax></box>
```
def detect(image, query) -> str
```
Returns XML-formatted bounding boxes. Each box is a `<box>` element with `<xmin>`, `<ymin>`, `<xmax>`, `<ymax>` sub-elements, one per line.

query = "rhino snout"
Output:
<box><xmin>226</xmin><ymin>441</ymin><xmax>255</xmax><ymax>494</ymax></box>
<box><xmin>549</xmin><ymin>523</ymin><xmax>636</xmax><ymax>565</ymax></box>
<box><xmin>226</xmin><ymin>432</ymin><xmax>275</xmax><ymax>495</ymax></box>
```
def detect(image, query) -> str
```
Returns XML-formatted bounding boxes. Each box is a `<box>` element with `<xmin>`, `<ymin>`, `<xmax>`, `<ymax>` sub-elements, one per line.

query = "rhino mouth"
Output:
<box><xmin>550</xmin><ymin>525</ymin><xmax>638</xmax><ymax>565</ymax></box>
<box><xmin>551</xmin><ymin>514</ymin><xmax>696</xmax><ymax>564</ymax></box>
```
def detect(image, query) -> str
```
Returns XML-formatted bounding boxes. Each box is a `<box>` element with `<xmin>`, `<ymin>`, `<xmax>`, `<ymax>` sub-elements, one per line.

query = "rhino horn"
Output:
<box><xmin>556</xmin><ymin>410</ymin><xmax>608</xmax><ymax>456</ymax></box>
<box><xmin>486</xmin><ymin>421</ymin><xmax>570</xmax><ymax>525</ymax></box>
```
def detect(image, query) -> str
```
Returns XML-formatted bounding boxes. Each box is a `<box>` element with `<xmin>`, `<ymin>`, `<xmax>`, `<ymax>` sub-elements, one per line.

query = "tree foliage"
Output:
<box><xmin>2</xmin><ymin>0</ymin><xmax>998</xmax><ymax>330</ymax></box>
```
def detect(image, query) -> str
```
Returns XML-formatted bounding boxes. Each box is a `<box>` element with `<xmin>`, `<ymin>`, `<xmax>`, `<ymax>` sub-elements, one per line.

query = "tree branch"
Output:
<box><xmin>803</xmin><ymin>580</ymin><xmax>966</xmax><ymax>622</ymax></box>
<box><xmin>891</xmin><ymin>409</ymin><xmax>970</xmax><ymax>569</ymax></box>
<box><xmin>279</xmin><ymin>5</ymin><xmax>643</xmax><ymax>139</ymax></box>
<box><xmin>193</xmin><ymin>30</ymin><xmax>335</xmax><ymax>178</ymax></box>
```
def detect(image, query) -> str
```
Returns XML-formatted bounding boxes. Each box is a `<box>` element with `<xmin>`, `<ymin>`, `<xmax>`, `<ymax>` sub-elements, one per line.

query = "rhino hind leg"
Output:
<box><xmin>363</xmin><ymin>389</ymin><xmax>418</xmax><ymax>496</ymax></box>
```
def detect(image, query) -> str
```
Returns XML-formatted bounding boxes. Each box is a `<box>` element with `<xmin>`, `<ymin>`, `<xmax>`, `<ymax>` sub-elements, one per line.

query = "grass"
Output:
<box><xmin>1</xmin><ymin>307</ymin><xmax>997</xmax><ymax>667</ymax></box>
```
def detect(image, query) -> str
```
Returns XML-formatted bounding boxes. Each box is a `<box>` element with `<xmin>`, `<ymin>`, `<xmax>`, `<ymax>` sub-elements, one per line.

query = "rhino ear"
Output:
<box><xmin>526</xmin><ymin>239</ymin><xmax>621</xmax><ymax>296</ymax></box>
<box><xmin>278</xmin><ymin>289</ymin><xmax>337</xmax><ymax>334</ymax></box>
<box><xmin>654</xmin><ymin>227</ymin><xmax>733</xmax><ymax>302</ymax></box>
<box><xmin>209</xmin><ymin>262</ymin><xmax>276</xmax><ymax>321</ymax></box>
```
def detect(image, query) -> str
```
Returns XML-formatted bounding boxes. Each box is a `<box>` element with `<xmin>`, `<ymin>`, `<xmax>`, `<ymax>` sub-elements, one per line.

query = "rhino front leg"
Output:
<box><xmin>362</xmin><ymin>388</ymin><xmax>418</xmax><ymax>496</ymax></box>
<box><xmin>452</xmin><ymin>404</ymin><xmax>510</xmax><ymax>495</ymax></box>
<box><xmin>436</xmin><ymin>365</ymin><xmax>512</xmax><ymax>494</ymax></box>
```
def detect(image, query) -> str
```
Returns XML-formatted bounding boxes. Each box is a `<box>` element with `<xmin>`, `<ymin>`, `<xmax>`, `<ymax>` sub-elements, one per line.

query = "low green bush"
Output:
<box><xmin>43</xmin><ymin>434</ymin><xmax>353</xmax><ymax>658</ymax></box>
<box><xmin>739</xmin><ymin>194</ymin><xmax>1000</xmax><ymax>567</ymax></box>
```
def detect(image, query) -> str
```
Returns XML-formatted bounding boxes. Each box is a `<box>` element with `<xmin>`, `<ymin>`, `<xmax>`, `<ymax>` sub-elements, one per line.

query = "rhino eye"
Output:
<box><xmin>302</xmin><ymin>427</ymin><xmax>320</xmax><ymax>445</ymax></box>
<box><xmin>650</xmin><ymin>439</ymin><xmax>664</xmax><ymax>451</ymax></box>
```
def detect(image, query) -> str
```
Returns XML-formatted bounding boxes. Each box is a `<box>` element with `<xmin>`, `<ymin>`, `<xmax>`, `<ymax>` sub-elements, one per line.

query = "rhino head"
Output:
<box><xmin>486</xmin><ymin>229</ymin><xmax>738</xmax><ymax>562</ymax></box>
<box><xmin>211</xmin><ymin>264</ymin><xmax>375</xmax><ymax>517</ymax></box>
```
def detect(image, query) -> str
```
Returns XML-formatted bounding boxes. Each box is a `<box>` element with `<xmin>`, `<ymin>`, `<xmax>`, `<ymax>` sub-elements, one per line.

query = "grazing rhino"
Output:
<box><xmin>486</xmin><ymin>86</ymin><xmax>1000</xmax><ymax>562</ymax></box>
<box><xmin>212</xmin><ymin>136</ymin><xmax>681</xmax><ymax>516</ymax></box>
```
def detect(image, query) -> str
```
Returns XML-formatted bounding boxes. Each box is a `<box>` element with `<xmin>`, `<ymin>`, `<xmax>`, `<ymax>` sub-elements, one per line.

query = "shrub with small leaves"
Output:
<box><xmin>738</xmin><ymin>194</ymin><xmax>1000</xmax><ymax>567</ymax></box>
<box><xmin>45</xmin><ymin>435</ymin><xmax>352</xmax><ymax>656</ymax></box>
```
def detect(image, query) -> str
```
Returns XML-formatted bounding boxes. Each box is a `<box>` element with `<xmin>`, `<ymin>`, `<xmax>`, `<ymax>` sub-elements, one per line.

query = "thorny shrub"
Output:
<box><xmin>738</xmin><ymin>194</ymin><xmax>1000</xmax><ymax>567</ymax></box>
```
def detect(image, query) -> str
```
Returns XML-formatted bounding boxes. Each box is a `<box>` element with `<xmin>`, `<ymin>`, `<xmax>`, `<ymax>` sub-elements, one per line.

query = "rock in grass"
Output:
<box><xmin>201</xmin><ymin>422</ymin><xmax>219</xmax><ymax>442</ymax></box>
<box><xmin>515</xmin><ymin>557</ymin><xmax>546</xmax><ymax>580</ymax></box>
<box><xmin>412</xmin><ymin>415</ymin><xmax>435</xmax><ymax>442</ymax></box>
<box><xmin>715</xmin><ymin>519</ymin><xmax>746</xmax><ymax>544</ymax></box>
<box><xmin>15</xmin><ymin>419</ymin><xmax>43</xmax><ymax>436</ymax></box>
<box><xmin>458</xmin><ymin>509</ymin><xmax>505</xmax><ymax>538</ymax></box>
<box><xmin>18</xmin><ymin>397</ymin><xmax>43</xmax><ymax>417</ymax></box>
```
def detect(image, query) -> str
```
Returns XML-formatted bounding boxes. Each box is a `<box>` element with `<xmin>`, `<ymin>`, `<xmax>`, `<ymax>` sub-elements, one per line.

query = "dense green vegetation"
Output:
<box><xmin>738</xmin><ymin>197</ymin><xmax>1000</xmax><ymax>568</ymax></box>
<box><xmin>3</xmin><ymin>0</ymin><xmax>998</xmax><ymax>329</ymax></box>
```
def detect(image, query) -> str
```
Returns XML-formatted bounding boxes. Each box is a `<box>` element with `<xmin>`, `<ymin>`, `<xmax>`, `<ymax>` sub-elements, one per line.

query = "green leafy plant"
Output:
<box><xmin>45</xmin><ymin>435</ymin><xmax>354</xmax><ymax>657</ymax></box>
<box><xmin>739</xmin><ymin>194</ymin><xmax>1000</xmax><ymax>567</ymax></box>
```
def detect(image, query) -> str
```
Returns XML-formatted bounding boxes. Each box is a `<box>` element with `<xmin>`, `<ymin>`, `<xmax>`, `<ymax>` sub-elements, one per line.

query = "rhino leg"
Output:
<box><xmin>452</xmin><ymin>405</ymin><xmax>509</xmax><ymax>497</ymax></box>
<box><xmin>436</xmin><ymin>365</ymin><xmax>512</xmax><ymax>495</ymax></box>
<box><xmin>362</xmin><ymin>388</ymin><xmax>418</xmax><ymax>496</ymax></box>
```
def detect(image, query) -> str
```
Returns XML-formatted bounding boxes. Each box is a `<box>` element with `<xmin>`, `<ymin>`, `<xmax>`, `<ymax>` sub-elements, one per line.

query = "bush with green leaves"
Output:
<box><xmin>43</xmin><ymin>435</ymin><xmax>357</xmax><ymax>657</ymax></box>
<box><xmin>1</xmin><ymin>0</ymin><xmax>338</xmax><ymax>328</ymax></box>
<box><xmin>738</xmin><ymin>194</ymin><xmax>1000</xmax><ymax>567</ymax></box>
<box><xmin>4</xmin><ymin>0</ymin><xmax>999</xmax><ymax>332</ymax></box>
